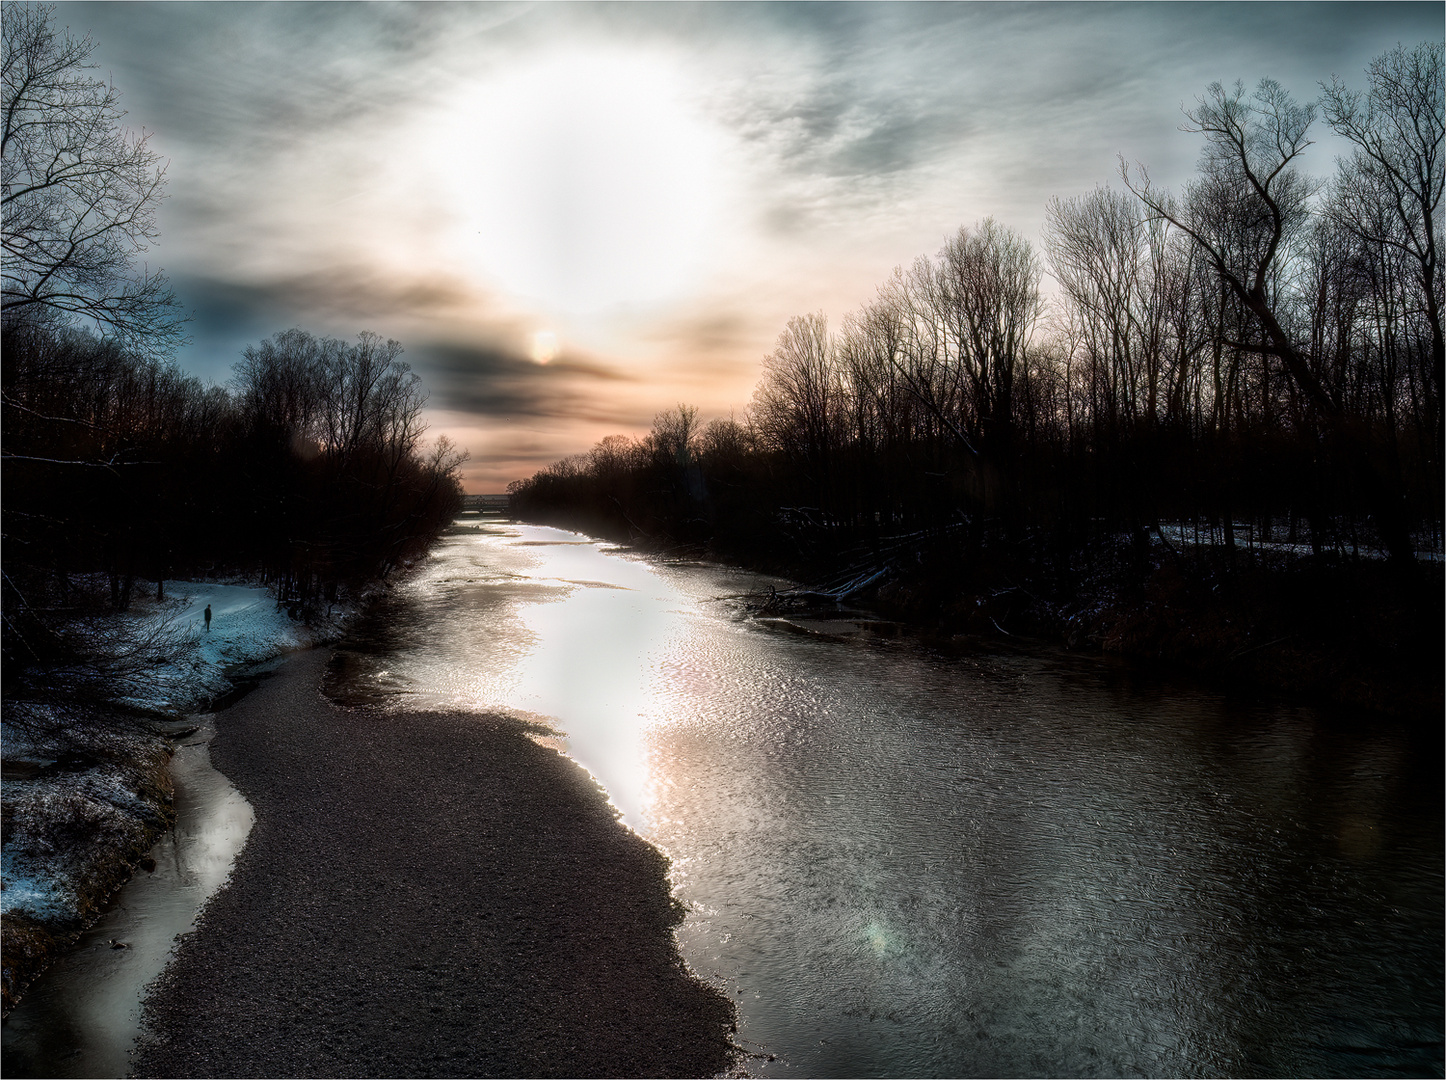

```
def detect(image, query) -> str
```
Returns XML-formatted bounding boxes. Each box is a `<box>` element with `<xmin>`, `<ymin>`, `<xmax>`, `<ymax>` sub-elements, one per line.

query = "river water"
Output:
<box><xmin>320</xmin><ymin>517</ymin><xmax>1443</xmax><ymax>1078</ymax></box>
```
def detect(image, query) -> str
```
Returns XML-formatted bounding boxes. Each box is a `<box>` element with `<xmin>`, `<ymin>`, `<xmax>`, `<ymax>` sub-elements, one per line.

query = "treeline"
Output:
<box><xmin>512</xmin><ymin>45</ymin><xmax>1443</xmax><ymax>577</ymax></box>
<box><xmin>2</xmin><ymin>323</ymin><xmax>465</xmax><ymax>669</ymax></box>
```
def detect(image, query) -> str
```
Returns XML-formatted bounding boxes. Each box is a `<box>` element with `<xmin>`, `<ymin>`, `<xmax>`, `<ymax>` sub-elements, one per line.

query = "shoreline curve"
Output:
<box><xmin>134</xmin><ymin>648</ymin><xmax>739</xmax><ymax>1078</ymax></box>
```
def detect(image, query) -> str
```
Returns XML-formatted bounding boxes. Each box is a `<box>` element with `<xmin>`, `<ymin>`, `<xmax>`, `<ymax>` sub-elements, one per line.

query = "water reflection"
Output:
<box><xmin>328</xmin><ymin>519</ymin><xmax>1444</xmax><ymax>1078</ymax></box>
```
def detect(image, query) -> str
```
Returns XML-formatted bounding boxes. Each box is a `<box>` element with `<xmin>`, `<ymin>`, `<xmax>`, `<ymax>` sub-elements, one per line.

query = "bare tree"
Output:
<box><xmin>1046</xmin><ymin>188</ymin><xmax>1210</xmax><ymax>436</ymax></box>
<box><xmin>1124</xmin><ymin>78</ymin><xmax>1423</xmax><ymax>562</ymax></box>
<box><xmin>751</xmin><ymin>312</ymin><xmax>840</xmax><ymax>474</ymax></box>
<box><xmin>648</xmin><ymin>403</ymin><xmax>700</xmax><ymax>467</ymax></box>
<box><xmin>590</xmin><ymin>432</ymin><xmax>643</xmax><ymax>479</ymax></box>
<box><xmin>935</xmin><ymin>217</ymin><xmax>1042</xmax><ymax>457</ymax></box>
<box><xmin>1123</xmin><ymin>80</ymin><xmax>1332</xmax><ymax>413</ymax></box>
<box><xmin>232</xmin><ymin>328</ymin><xmax>334</xmax><ymax>446</ymax></box>
<box><xmin>870</xmin><ymin>261</ymin><xmax>975</xmax><ymax>454</ymax></box>
<box><xmin>696</xmin><ymin>416</ymin><xmax>751</xmax><ymax>468</ymax></box>
<box><xmin>1</xmin><ymin>4</ymin><xmax>183</xmax><ymax>351</ymax></box>
<box><xmin>1321</xmin><ymin>41</ymin><xmax>1444</xmax><ymax>438</ymax></box>
<box><xmin>317</xmin><ymin>331</ymin><xmax>424</xmax><ymax>467</ymax></box>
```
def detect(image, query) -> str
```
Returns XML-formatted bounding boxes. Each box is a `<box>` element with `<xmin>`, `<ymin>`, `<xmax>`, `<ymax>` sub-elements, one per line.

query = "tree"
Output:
<box><xmin>1124</xmin><ymin>79</ymin><xmax>1330</xmax><ymax>416</ymax></box>
<box><xmin>751</xmin><ymin>312</ymin><xmax>841</xmax><ymax>494</ymax></box>
<box><xmin>1125</xmin><ymin>77</ymin><xmax>1419</xmax><ymax>563</ymax></box>
<box><xmin>935</xmin><ymin>217</ymin><xmax>1042</xmax><ymax>457</ymax></box>
<box><xmin>648</xmin><ymin>403</ymin><xmax>699</xmax><ymax>468</ymax></box>
<box><xmin>1321</xmin><ymin>41</ymin><xmax>1444</xmax><ymax>444</ymax></box>
<box><xmin>2</xmin><ymin>3</ymin><xmax>183</xmax><ymax>351</ymax></box>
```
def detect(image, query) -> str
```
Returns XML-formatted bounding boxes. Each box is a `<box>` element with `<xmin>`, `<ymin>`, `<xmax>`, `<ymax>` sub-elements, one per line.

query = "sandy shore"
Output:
<box><xmin>133</xmin><ymin>649</ymin><xmax>738</xmax><ymax>1078</ymax></box>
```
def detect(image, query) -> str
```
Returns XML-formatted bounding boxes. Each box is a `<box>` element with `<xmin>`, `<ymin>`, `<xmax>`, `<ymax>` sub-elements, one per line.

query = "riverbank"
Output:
<box><xmin>867</xmin><ymin>541</ymin><xmax>1444</xmax><ymax>724</ymax></box>
<box><xmin>1</xmin><ymin>580</ymin><xmax>351</xmax><ymax>1017</ymax></box>
<box><xmin>134</xmin><ymin>647</ymin><xmax>739</xmax><ymax>1078</ymax></box>
<box><xmin>1</xmin><ymin>708</ymin><xmax>176</xmax><ymax>1019</ymax></box>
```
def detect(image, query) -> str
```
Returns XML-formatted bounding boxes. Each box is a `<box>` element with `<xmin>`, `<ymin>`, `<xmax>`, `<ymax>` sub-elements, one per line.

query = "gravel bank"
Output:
<box><xmin>133</xmin><ymin>649</ymin><xmax>738</xmax><ymax>1078</ymax></box>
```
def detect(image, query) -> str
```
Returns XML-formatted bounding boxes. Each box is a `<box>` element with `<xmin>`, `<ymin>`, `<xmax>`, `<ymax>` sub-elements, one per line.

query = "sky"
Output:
<box><xmin>64</xmin><ymin>1</ymin><xmax>1443</xmax><ymax>492</ymax></box>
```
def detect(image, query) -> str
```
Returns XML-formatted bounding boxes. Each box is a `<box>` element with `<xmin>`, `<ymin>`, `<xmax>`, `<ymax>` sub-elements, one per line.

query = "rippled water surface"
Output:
<box><xmin>329</xmin><ymin>518</ymin><xmax>1443</xmax><ymax>1078</ymax></box>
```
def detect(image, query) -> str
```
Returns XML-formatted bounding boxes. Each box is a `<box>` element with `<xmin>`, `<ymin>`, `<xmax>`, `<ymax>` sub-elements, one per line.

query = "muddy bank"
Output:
<box><xmin>1</xmin><ymin>703</ymin><xmax>177</xmax><ymax>1016</ymax></box>
<box><xmin>134</xmin><ymin>648</ymin><xmax>738</xmax><ymax>1078</ymax></box>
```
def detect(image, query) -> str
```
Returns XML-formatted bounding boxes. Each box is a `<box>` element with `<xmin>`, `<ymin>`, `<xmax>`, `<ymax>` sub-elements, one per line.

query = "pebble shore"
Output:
<box><xmin>134</xmin><ymin>649</ymin><xmax>738</xmax><ymax>1078</ymax></box>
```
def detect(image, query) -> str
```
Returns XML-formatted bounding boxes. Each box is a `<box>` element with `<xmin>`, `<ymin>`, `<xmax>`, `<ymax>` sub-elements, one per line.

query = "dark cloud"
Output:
<box><xmin>170</xmin><ymin>269</ymin><xmax>493</xmax><ymax>384</ymax></box>
<box><xmin>177</xmin><ymin>268</ymin><xmax>477</xmax><ymax>328</ymax></box>
<box><xmin>418</xmin><ymin>341</ymin><xmax>640</xmax><ymax>424</ymax></box>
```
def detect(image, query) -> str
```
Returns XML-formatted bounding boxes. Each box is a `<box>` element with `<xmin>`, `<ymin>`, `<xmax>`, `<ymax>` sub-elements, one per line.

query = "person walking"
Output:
<box><xmin>204</xmin><ymin>604</ymin><xmax>212</xmax><ymax>633</ymax></box>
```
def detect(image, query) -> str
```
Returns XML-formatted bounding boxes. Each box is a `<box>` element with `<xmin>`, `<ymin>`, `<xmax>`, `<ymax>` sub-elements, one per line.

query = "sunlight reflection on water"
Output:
<box><xmin>330</xmin><ymin>521</ymin><xmax>695</xmax><ymax>828</ymax></box>
<box><xmin>324</xmin><ymin>518</ymin><xmax>1444</xmax><ymax>1079</ymax></box>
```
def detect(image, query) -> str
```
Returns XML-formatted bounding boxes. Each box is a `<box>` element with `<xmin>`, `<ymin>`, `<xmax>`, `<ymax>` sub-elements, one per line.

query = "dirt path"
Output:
<box><xmin>133</xmin><ymin>649</ymin><xmax>737</xmax><ymax>1078</ymax></box>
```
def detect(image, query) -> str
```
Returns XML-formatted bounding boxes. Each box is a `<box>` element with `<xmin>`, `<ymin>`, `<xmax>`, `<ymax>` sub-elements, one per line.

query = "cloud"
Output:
<box><xmin>179</xmin><ymin>268</ymin><xmax>479</xmax><ymax>326</ymax></box>
<box><xmin>417</xmin><ymin>340</ymin><xmax>641</xmax><ymax>424</ymax></box>
<box><xmin>67</xmin><ymin>0</ymin><xmax>1446</xmax><ymax>490</ymax></box>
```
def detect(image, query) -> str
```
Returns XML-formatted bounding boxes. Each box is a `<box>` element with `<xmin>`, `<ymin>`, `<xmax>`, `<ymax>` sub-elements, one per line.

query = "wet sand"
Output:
<box><xmin>133</xmin><ymin>649</ymin><xmax>737</xmax><ymax>1078</ymax></box>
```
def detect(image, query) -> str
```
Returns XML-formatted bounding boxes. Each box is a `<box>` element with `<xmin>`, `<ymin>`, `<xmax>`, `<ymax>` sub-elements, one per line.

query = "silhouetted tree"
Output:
<box><xmin>1</xmin><ymin>3</ymin><xmax>183</xmax><ymax>351</ymax></box>
<box><xmin>512</xmin><ymin>45</ymin><xmax>1442</xmax><ymax>583</ymax></box>
<box><xmin>1322</xmin><ymin>41</ymin><xmax>1444</xmax><ymax>498</ymax></box>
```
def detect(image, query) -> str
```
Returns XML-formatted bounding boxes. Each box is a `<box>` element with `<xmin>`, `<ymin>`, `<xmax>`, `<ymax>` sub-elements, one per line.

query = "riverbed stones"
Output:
<box><xmin>134</xmin><ymin>648</ymin><xmax>738</xmax><ymax>1078</ymax></box>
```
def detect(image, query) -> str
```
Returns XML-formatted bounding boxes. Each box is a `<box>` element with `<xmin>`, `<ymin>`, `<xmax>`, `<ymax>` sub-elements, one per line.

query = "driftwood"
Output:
<box><xmin>757</xmin><ymin>561</ymin><xmax>897</xmax><ymax>613</ymax></box>
<box><xmin>778</xmin><ymin>565</ymin><xmax>893</xmax><ymax>604</ymax></box>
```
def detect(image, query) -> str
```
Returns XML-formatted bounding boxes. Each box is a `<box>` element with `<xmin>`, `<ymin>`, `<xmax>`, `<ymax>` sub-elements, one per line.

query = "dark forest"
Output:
<box><xmin>1</xmin><ymin>324</ymin><xmax>466</xmax><ymax>673</ymax></box>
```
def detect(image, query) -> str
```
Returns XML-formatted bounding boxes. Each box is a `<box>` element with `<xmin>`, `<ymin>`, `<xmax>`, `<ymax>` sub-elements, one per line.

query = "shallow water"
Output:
<box><xmin>1</xmin><ymin>717</ymin><xmax>255</xmax><ymax>1078</ymax></box>
<box><xmin>332</xmin><ymin>518</ymin><xmax>1445</xmax><ymax>1076</ymax></box>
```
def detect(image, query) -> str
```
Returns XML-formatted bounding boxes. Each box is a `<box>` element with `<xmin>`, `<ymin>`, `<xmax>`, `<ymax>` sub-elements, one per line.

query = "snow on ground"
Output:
<box><xmin>0</xmin><ymin>715</ymin><xmax>175</xmax><ymax>927</ymax></box>
<box><xmin>1155</xmin><ymin>522</ymin><xmax>1444</xmax><ymax>562</ymax></box>
<box><xmin>107</xmin><ymin>581</ymin><xmax>350</xmax><ymax>713</ymax></box>
<box><xmin>2</xmin><ymin>579</ymin><xmax>354</xmax><ymax>989</ymax></box>
<box><xmin>0</xmin><ymin>857</ymin><xmax>69</xmax><ymax>923</ymax></box>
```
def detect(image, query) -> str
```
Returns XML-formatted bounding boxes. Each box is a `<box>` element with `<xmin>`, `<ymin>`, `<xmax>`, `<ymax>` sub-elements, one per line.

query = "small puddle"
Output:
<box><xmin>1</xmin><ymin>717</ymin><xmax>254</xmax><ymax>1078</ymax></box>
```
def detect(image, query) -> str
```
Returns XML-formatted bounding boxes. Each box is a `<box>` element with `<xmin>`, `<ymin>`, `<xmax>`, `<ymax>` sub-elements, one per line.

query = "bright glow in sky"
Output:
<box><xmin>67</xmin><ymin>1</ymin><xmax>1443</xmax><ymax>491</ymax></box>
<box><xmin>417</xmin><ymin>48</ymin><xmax>739</xmax><ymax>315</ymax></box>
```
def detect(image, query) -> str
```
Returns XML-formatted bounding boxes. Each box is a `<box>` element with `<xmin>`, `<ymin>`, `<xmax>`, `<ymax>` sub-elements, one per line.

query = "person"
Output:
<box><xmin>204</xmin><ymin>604</ymin><xmax>212</xmax><ymax>633</ymax></box>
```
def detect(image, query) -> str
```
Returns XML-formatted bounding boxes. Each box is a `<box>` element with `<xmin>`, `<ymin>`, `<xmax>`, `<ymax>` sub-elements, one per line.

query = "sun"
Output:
<box><xmin>417</xmin><ymin>47</ymin><xmax>738</xmax><ymax>317</ymax></box>
<box><xmin>531</xmin><ymin>330</ymin><xmax>559</xmax><ymax>364</ymax></box>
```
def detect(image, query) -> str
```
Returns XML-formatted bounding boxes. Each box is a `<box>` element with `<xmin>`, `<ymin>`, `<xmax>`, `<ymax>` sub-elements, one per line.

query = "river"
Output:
<box><xmin>320</xmin><ymin>517</ymin><xmax>1441</xmax><ymax>1078</ymax></box>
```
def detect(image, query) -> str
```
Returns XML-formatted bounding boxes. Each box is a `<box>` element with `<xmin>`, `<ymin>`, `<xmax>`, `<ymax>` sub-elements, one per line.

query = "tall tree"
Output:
<box><xmin>1320</xmin><ymin>41</ymin><xmax>1445</xmax><ymax>445</ymax></box>
<box><xmin>1125</xmin><ymin>78</ymin><xmax>1417</xmax><ymax>562</ymax></box>
<box><xmin>1124</xmin><ymin>79</ymin><xmax>1328</xmax><ymax>414</ymax></box>
<box><xmin>1</xmin><ymin>3</ymin><xmax>183</xmax><ymax>351</ymax></box>
<box><xmin>751</xmin><ymin>312</ymin><xmax>841</xmax><ymax>504</ymax></box>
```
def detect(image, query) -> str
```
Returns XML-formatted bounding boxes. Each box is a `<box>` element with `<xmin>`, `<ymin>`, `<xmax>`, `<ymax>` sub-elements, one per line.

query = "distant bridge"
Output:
<box><xmin>461</xmin><ymin>493</ymin><xmax>511</xmax><ymax>514</ymax></box>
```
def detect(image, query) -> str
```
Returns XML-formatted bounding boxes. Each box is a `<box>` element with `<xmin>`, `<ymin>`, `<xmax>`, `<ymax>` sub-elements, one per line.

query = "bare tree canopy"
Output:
<box><xmin>1</xmin><ymin>3</ymin><xmax>184</xmax><ymax>352</ymax></box>
<box><xmin>1321</xmin><ymin>40</ymin><xmax>1445</xmax><ymax>418</ymax></box>
<box><xmin>1122</xmin><ymin>79</ymin><xmax>1332</xmax><ymax>415</ymax></box>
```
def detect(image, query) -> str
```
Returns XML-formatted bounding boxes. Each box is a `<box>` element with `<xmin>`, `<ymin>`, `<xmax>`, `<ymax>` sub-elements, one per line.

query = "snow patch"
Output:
<box><xmin>106</xmin><ymin>581</ymin><xmax>348</xmax><ymax>713</ymax></box>
<box><xmin>0</xmin><ymin>849</ymin><xmax>71</xmax><ymax>923</ymax></box>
